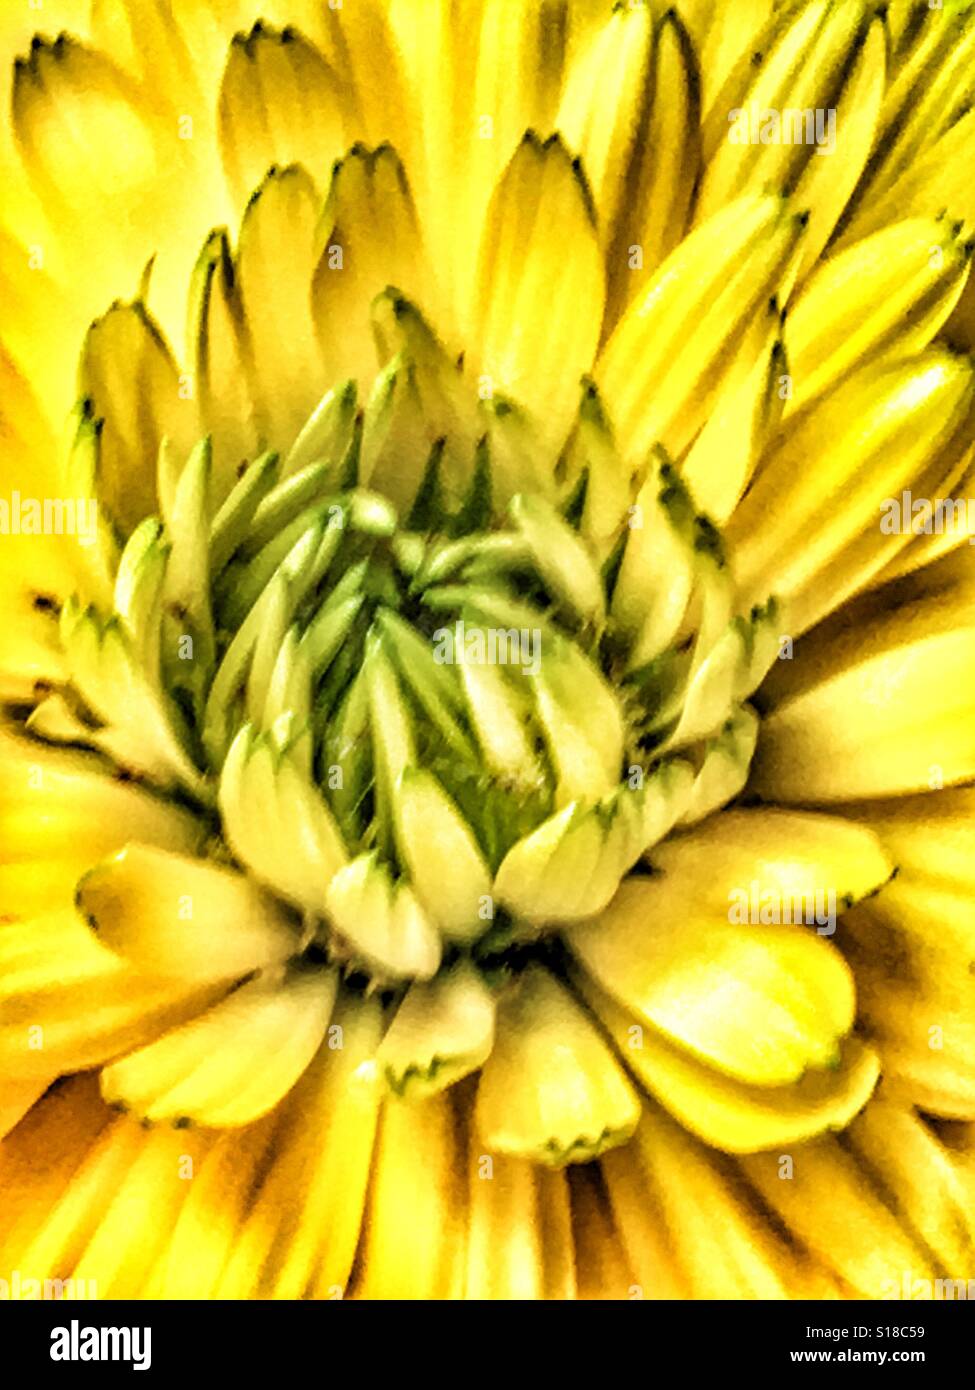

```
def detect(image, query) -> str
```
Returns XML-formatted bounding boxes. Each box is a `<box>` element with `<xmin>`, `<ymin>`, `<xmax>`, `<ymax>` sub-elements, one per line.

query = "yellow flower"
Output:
<box><xmin>2</xmin><ymin>0</ymin><xmax>975</xmax><ymax>1301</ymax></box>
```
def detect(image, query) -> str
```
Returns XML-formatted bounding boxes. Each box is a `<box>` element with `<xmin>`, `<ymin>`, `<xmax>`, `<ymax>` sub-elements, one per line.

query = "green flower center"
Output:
<box><xmin>35</xmin><ymin>294</ymin><xmax>780</xmax><ymax>991</ymax></box>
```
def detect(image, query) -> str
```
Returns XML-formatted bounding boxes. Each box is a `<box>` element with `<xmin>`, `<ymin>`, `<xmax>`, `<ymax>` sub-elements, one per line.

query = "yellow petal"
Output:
<box><xmin>610</xmin><ymin>452</ymin><xmax>695</xmax><ymax>657</ymax></box>
<box><xmin>599</xmin><ymin>1139</ymin><xmax>688</xmax><ymax>1299</ymax></box>
<box><xmin>470</xmin><ymin>132</ymin><xmax>605</xmax><ymax>448</ymax></box>
<box><xmin>738</xmin><ymin>1134</ymin><xmax>938</xmax><ymax>1299</ymax></box>
<box><xmin>217</xmin><ymin>21</ymin><xmax>346</xmax><ymax>205</ymax></box>
<box><xmin>678</xmin><ymin>704</ymin><xmax>760</xmax><ymax>825</ymax></box>
<box><xmin>377</xmin><ymin>959</ymin><xmax>496</xmax><ymax>1100</ymax></box>
<box><xmin>845</xmin><ymin>905</ymin><xmax>975</xmax><ymax>1120</ymax></box>
<box><xmin>366</xmin><ymin>291</ymin><xmax>480</xmax><ymax>508</ymax></box>
<box><xmin>324</xmin><ymin>0</ymin><xmax>411</xmax><ymax>152</ymax></box>
<box><xmin>0</xmin><ymin>226</ymin><xmax>74</xmax><ymax>428</ymax></box>
<box><xmin>838</xmin><ymin>791</ymin><xmax>975</xmax><ymax>1010</ymax></box>
<box><xmin>0</xmin><ymin>585</ymin><xmax>67</xmax><ymax>703</ymax></box>
<box><xmin>855</xmin><ymin>6</ymin><xmax>975</xmax><ymax>212</ymax></box>
<box><xmin>393</xmin><ymin>768</ymin><xmax>492</xmax><ymax>943</ymax></box>
<box><xmin>582</xmin><ymin>974</ymin><xmax>879</xmax><ymax>1153</ymax></box>
<box><xmin>788</xmin><ymin>15</ymin><xmax>886</xmax><ymax>277</ymax></box>
<box><xmin>696</xmin><ymin>0</ymin><xmax>872</xmax><ymax>223</ymax></box>
<box><xmin>12</xmin><ymin>35</ymin><xmax>164</xmax><ymax>258</ymax></box>
<box><xmin>70</xmin><ymin>1122</ymin><xmax>213</xmax><ymax>1298</ymax></box>
<box><xmin>152</xmin><ymin>1116</ymin><xmax>277</xmax><ymax>1299</ymax></box>
<box><xmin>842</xmin><ymin>783</ymin><xmax>975</xmax><ymax>903</ymax></box>
<box><xmin>0</xmin><ymin>1074</ymin><xmax>109</xmax><ymax>1270</ymax></box>
<box><xmin>187</xmin><ymin>228</ymin><xmax>262</xmax><ymax>500</ymax></box>
<box><xmin>0</xmin><ymin>730</ymin><xmax>203</xmax><ymax>864</ymax></box>
<box><xmin>683</xmin><ymin>0</ymin><xmax>774</xmax><ymax>116</ymax></box>
<box><xmin>604</xmin><ymin>9</ymin><xmax>700</xmax><ymax>328</ymax></box>
<box><xmin>884</xmin><ymin>0</ymin><xmax>926</xmax><ymax>52</ymax></box>
<box><xmin>597</xmin><ymin>193</ymin><xmax>804</xmax><ymax>462</ymax></box>
<box><xmin>646</xmin><ymin>806</ymin><xmax>894</xmax><ymax>915</ymax></box>
<box><xmin>10</xmin><ymin>1114</ymin><xmax>145</xmax><ymax>1287</ymax></box>
<box><xmin>606</xmin><ymin>1104</ymin><xmax>792</xmax><ymax>1298</ymax></box>
<box><xmin>556</xmin><ymin>1</ymin><xmax>655</xmax><ymax>254</ymax></box>
<box><xmin>0</xmin><ymin>909</ymin><xmax>220</xmax><ymax>1080</ymax></box>
<box><xmin>681</xmin><ymin>303</ymin><xmax>786</xmax><ymax>523</ymax></box>
<box><xmin>218</xmin><ymin>724</ymin><xmax>348</xmax><ymax>915</ymax></box>
<box><xmin>752</xmin><ymin>563</ymin><xmax>975</xmax><ymax>801</ymax></box>
<box><xmin>494</xmin><ymin>801</ymin><xmax>602</xmax><ymax>925</ymax></box>
<box><xmin>388</xmin><ymin>0</ymin><xmax>574</xmax><ymax>342</ymax></box>
<box><xmin>215</xmin><ymin>993</ymin><xmax>383</xmax><ymax>1299</ymax></box>
<box><xmin>354</xmin><ymin>1090</ymin><xmax>466</xmax><ymax>1299</ymax></box>
<box><xmin>568</xmin><ymin>1163</ymin><xmax>640</xmax><ymax>1301</ymax></box>
<box><xmin>728</xmin><ymin>349</ymin><xmax>975</xmax><ymax>632</ymax></box>
<box><xmin>236</xmin><ymin>164</ymin><xmax>324</xmax><ymax>449</ymax></box>
<box><xmin>0</xmin><ymin>858</ymin><xmax>92</xmax><ymax>921</ymax></box>
<box><xmin>324</xmin><ymin>851</ymin><xmax>442</xmax><ymax>982</ymax></box>
<box><xmin>875</xmin><ymin>445</ymin><xmax>975</xmax><ymax>584</ymax></box>
<box><xmin>475</xmin><ymin>964</ymin><xmax>640</xmax><ymax>1165</ymax></box>
<box><xmin>80</xmin><ymin>300</ymin><xmax>196</xmax><ymax>536</ymax></box>
<box><xmin>494</xmin><ymin>784</ymin><xmax>650</xmax><ymax>926</ymax></box>
<box><xmin>465</xmin><ymin>1144</ymin><xmax>575</xmax><ymax>1300</ymax></box>
<box><xmin>839</xmin><ymin>105</ymin><xmax>975</xmax><ymax>250</ymax></box>
<box><xmin>311</xmin><ymin>142</ymin><xmax>430</xmax><ymax>385</ymax></box>
<box><xmin>91</xmin><ymin>0</ymin><xmax>202</xmax><ymax>106</ymax></box>
<box><xmin>570</xmin><ymin>879</ymin><xmax>857</xmax><ymax>1087</ymax></box>
<box><xmin>100</xmin><ymin>966</ymin><xmax>337</xmax><ymax>1126</ymax></box>
<box><xmin>785</xmin><ymin>217</ymin><xmax>973</xmax><ymax>415</ymax></box>
<box><xmin>846</xmin><ymin>1097</ymin><xmax>975</xmax><ymax>1273</ymax></box>
<box><xmin>75</xmin><ymin>843</ymin><xmax>300</xmax><ymax>984</ymax></box>
<box><xmin>0</xmin><ymin>1076</ymin><xmax>54</xmax><ymax>1141</ymax></box>
<box><xmin>560</xmin><ymin>380</ymin><xmax>633</xmax><ymax>558</ymax></box>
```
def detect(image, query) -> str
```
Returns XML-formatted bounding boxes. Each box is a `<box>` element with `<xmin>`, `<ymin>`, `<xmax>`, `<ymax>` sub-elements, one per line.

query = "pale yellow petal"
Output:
<box><xmin>475</xmin><ymin>964</ymin><xmax>640</xmax><ymax>1165</ymax></box>
<box><xmin>470</xmin><ymin>133</ymin><xmax>605</xmax><ymax>449</ymax></box>
<box><xmin>217</xmin><ymin>21</ymin><xmax>346</xmax><ymax>204</ymax></box>
<box><xmin>100</xmin><ymin>966</ymin><xmax>337</xmax><ymax>1127</ymax></box>
<box><xmin>739</xmin><ymin>1135</ymin><xmax>938</xmax><ymax>1299</ymax></box>
<box><xmin>354</xmin><ymin>1090</ymin><xmax>467</xmax><ymax>1299</ymax></box>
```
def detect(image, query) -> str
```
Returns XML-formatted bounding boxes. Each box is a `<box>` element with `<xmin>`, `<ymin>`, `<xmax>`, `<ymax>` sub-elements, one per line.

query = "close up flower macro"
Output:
<box><xmin>3</xmin><ymin>0</ymin><xmax>975</xmax><ymax>1308</ymax></box>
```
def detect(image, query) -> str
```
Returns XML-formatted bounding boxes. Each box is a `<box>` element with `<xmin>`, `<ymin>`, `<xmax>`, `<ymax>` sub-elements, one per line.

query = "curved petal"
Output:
<box><xmin>471</xmin><ymin>133</ymin><xmax>605</xmax><ymax>449</ymax></box>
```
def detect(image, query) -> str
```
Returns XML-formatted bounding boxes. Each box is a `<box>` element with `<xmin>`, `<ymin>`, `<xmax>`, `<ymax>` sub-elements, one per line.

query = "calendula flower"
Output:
<box><xmin>3</xmin><ymin>0</ymin><xmax>975</xmax><ymax>1301</ymax></box>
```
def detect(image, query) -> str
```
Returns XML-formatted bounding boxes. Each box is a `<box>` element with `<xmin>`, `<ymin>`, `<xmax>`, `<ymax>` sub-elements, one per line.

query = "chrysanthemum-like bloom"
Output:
<box><xmin>2</xmin><ymin>0</ymin><xmax>975</xmax><ymax>1300</ymax></box>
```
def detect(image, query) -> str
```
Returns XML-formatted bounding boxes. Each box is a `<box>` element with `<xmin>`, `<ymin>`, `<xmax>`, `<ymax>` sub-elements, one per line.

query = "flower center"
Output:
<box><xmin>37</xmin><ymin>294</ymin><xmax>779</xmax><ymax>991</ymax></box>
